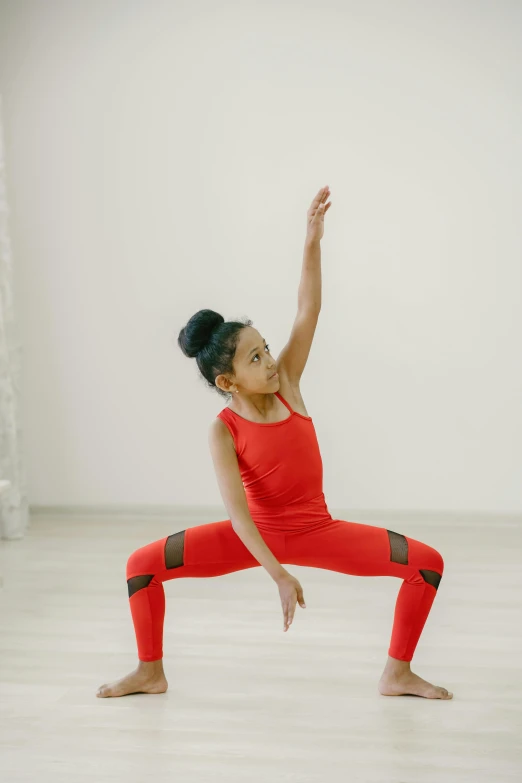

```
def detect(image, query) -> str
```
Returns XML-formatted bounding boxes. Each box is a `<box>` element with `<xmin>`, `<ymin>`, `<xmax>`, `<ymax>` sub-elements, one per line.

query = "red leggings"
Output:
<box><xmin>125</xmin><ymin>518</ymin><xmax>444</xmax><ymax>663</ymax></box>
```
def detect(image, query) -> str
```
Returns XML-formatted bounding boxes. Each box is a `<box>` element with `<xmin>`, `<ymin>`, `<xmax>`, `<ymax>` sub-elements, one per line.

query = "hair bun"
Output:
<box><xmin>177</xmin><ymin>309</ymin><xmax>225</xmax><ymax>359</ymax></box>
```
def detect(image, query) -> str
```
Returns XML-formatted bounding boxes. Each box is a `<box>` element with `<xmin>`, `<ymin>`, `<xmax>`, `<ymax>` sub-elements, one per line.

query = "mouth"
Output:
<box><xmin>269</xmin><ymin>372</ymin><xmax>279</xmax><ymax>380</ymax></box>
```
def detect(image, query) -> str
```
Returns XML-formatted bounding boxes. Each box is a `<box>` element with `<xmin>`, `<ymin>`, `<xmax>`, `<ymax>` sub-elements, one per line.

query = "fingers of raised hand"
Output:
<box><xmin>308</xmin><ymin>188</ymin><xmax>331</xmax><ymax>221</ymax></box>
<box><xmin>308</xmin><ymin>185</ymin><xmax>329</xmax><ymax>211</ymax></box>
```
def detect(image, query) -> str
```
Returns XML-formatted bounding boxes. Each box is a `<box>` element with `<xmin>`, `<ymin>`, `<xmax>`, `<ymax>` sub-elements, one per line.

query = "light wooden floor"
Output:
<box><xmin>0</xmin><ymin>513</ymin><xmax>521</xmax><ymax>782</ymax></box>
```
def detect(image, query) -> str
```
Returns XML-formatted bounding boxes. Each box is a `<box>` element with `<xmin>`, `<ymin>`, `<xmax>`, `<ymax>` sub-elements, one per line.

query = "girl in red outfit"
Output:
<box><xmin>97</xmin><ymin>187</ymin><xmax>453</xmax><ymax>700</ymax></box>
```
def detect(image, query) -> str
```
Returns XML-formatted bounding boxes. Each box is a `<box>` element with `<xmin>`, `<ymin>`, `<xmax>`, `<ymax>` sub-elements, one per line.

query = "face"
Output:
<box><xmin>219</xmin><ymin>327</ymin><xmax>279</xmax><ymax>395</ymax></box>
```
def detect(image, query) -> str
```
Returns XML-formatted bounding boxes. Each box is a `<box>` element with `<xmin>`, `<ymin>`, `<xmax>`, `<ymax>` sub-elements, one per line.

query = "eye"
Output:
<box><xmin>253</xmin><ymin>344</ymin><xmax>270</xmax><ymax>362</ymax></box>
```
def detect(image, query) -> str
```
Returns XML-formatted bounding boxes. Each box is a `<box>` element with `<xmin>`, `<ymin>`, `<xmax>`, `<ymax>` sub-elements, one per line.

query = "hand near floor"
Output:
<box><xmin>277</xmin><ymin>571</ymin><xmax>306</xmax><ymax>632</ymax></box>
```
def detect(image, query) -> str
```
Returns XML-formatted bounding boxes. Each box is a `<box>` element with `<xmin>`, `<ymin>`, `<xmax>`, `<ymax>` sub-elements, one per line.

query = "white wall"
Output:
<box><xmin>0</xmin><ymin>0</ymin><xmax>520</xmax><ymax>517</ymax></box>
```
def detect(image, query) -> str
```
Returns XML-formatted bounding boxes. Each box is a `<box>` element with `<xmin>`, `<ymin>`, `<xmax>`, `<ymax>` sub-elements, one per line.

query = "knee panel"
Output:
<box><xmin>127</xmin><ymin>530</ymin><xmax>186</xmax><ymax>598</ymax></box>
<box><xmin>386</xmin><ymin>529</ymin><xmax>442</xmax><ymax>591</ymax></box>
<box><xmin>127</xmin><ymin>573</ymin><xmax>154</xmax><ymax>597</ymax></box>
<box><xmin>164</xmin><ymin>529</ymin><xmax>185</xmax><ymax>569</ymax></box>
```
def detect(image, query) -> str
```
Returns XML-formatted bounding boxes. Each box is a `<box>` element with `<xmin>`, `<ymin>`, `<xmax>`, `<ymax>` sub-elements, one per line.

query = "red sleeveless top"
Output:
<box><xmin>216</xmin><ymin>391</ymin><xmax>333</xmax><ymax>533</ymax></box>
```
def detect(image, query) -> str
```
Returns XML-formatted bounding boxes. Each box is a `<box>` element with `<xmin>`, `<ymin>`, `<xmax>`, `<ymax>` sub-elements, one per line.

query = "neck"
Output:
<box><xmin>232</xmin><ymin>391</ymin><xmax>275</xmax><ymax>417</ymax></box>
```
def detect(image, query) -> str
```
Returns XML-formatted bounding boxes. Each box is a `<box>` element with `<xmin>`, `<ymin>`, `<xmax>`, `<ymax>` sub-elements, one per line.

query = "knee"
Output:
<box><xmin>421</xmin><ymin>541</ymin><xmax>444</xmax><ymax>576</ymax></box>
<box><xmin>126</xmin><ymin>546</ymin><xmax>147</xmax><ymax>580</ymax></box>
<box><xmin>126</xmin><ymin>547</ymin><xmax>156</xmax><ymax>598</ymax></box>
<box><xmin>418</xmin><ymin>547</ymin><xmax>444</xmax><ymax>591</ymax></box>
<box><xmin>433</xmin><ymin>548</ymin><xmax>444</xmax><ymax>576</ymax></box>
<box><xmin>388</xmin><ymin>529</ymin><xmax>444</xmax><ymax>576</ymax></box>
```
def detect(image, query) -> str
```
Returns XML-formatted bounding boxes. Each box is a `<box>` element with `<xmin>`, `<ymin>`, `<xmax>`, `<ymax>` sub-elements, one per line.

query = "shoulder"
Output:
<box><xmin>209</xmin><ymin>415</ymin><xmax>236</xmax><ymax>449</ymax></box>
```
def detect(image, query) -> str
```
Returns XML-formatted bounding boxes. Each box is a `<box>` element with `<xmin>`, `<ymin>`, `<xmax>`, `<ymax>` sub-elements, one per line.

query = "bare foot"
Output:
<box><xmin>96</xmin><ymin>667</ymin><xmax>168</xmax><ymax>698</ymax></box>
<box><xmin>378</xmin><ymin>670</ymin><xmax>453</xmax><ymax>699</ymax></box>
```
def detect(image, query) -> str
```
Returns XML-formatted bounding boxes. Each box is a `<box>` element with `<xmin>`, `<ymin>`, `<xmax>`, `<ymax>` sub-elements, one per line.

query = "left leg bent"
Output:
<box><xmin>284</xmin><ymin>519</ymin><xmax>444</xmax><ymax>662</ymax></box>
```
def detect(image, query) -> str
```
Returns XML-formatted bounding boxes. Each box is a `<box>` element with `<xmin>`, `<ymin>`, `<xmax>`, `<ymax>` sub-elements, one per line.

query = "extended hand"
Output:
<box><xmin>306</xmin><ymin>185</ymin><xmax>332</xmax><ymax>243</ymax></box>
<box><xmin>277</xmin><ymin>571</ymin><xmax>306</xmax><ymax>632</ymax></box>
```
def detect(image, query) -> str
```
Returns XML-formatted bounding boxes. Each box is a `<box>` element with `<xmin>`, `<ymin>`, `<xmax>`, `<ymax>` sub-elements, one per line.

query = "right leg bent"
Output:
<box><xmin>96</xmin><ymin>520</ymin><xmax>284</xmax><ymax>697</ymax></box>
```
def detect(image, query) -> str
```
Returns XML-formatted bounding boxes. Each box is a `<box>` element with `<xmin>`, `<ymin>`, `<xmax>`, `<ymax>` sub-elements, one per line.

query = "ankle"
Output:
<box><xmin>137</xmin><ymin>659</ymin><xmax>164</xmax><ymax>677</ymax></box>
<box><xmin>383</xmin><ymin>656</ymin><xmax>411</xmax><ymax>677</ymax></box>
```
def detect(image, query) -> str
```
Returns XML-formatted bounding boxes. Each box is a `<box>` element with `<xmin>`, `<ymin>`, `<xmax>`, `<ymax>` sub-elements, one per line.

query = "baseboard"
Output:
<box><xmin>28</xmin><ymin>505</ymin><xmax>522</xmax><ymax>526</ymax></box>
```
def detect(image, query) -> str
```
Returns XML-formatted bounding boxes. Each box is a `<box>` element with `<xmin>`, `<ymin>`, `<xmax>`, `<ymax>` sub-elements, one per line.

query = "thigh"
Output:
<box><xmin>128</xmin><ymin>520</ymin><xmax>287</xmax><ymax>584</ymax></box>
<box><xmin>284</xmin><ymin>518</ymin><xmax>394</xmax><ymax>577</ymax></box>
<box><xmin>182</xmin><ymin>518</ymin><xmax>286</xmax><ymax>577</ymax></box>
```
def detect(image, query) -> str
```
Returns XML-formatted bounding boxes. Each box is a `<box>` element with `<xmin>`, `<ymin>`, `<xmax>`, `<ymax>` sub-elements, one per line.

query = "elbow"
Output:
<box><xmin>231</xmin><ymin>515</ymin><xmax>254</xmax><ymax>531</ymax></box>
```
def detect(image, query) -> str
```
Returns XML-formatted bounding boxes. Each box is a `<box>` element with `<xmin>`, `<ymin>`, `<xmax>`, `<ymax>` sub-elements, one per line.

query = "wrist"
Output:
<box><xmin>305</xmin><ymin>235</ymin><xmax>321</xmax><ymax>248</ymax></box>
<box><xmin>273</xmin><ymin>567</ymin><xmax>288</xmax><ymax>584</ymax></box>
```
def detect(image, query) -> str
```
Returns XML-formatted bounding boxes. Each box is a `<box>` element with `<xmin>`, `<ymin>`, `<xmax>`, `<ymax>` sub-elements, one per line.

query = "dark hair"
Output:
<box><xmin>177</xmin><ymin>309</ymin><xmax>253</xmax><ymax>401</ymax></box>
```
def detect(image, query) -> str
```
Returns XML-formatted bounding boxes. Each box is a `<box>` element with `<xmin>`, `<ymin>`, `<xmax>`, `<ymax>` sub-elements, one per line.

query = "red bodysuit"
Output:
<box><xmin>217</xmin><ymin>390</ymin><xmax>332</xmax><ymax>532</ymax></box>
<box><xmin>125</xmin><ymin>391</ymin><xmax>444</xmax><ymax>662</ymax></box>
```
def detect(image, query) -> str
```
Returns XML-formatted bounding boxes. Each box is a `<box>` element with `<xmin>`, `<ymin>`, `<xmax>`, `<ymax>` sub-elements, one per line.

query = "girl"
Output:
<box><xmin>97</xmin><ymin>186</ymin><xmax>453</xmax><ymax>700</ymax></box>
